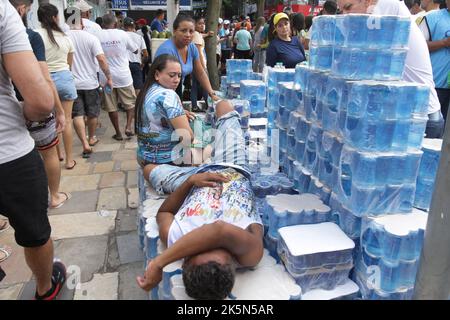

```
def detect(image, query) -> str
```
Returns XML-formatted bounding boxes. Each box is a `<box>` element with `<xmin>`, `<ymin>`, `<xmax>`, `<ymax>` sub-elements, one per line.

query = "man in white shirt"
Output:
<box><xmin>337</xmin><ymin>0</ymin><xmax>444</xmax><ymax>138</ymax></box>
<box><xmin>123</xmin><ymin>17</ymin><xmax>148</xmax><ymax>97</ymax></box>
<box><xmin>73</xmin><ymin>0</ymin><xmax>102</xmax><ymax>36</ymax></box>
<box><xmin>65</xmin><ymin>8</ymin><xmax>112</xmax><ymax>155</ymax></box>
<box><xmin>0</xmin><ymin>0</ymin><xmax>68</xmax><ymax>300</ymax></box>
<box><xmin>97</xmin><ymin>14</ymin><xmax>139</xmax><ymax>140</ymax></box>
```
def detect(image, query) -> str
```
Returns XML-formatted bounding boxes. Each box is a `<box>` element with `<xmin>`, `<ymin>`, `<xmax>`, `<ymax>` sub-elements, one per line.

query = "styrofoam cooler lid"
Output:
<box><xmin>169</xmin><ymin>250</ymin><xmax>301</xmax><ymax>300</ymax></box>
<box><xmin>240</xmin><ymin>80</ymin><xmax>265</xmax><ymax>87</ymax></box>
<box><xmin>422</xmin><ymin>138</ymin><xmax>443</xmax><ymax>152</ymax></box>
<box><xmin>266</xmin><ymin>193</ymin><xmax>330</xmax><ymax>214</ymax></box>
<box><xmin>302</xmin><ymin>280</ymin><xmax>359</xmax><ymax>300</ymax></box>
<box><xmin>370</xmin><ymin>208</ymin><xmax>428</xmax><ymax>236</ymax></box>
<box><xmin>249</xmin><ymin>118</ymin><xmax>268</xmax><ymax>127</ymax></box>
<box><xmin>142</xmin><ymin>198</ymin><xmax>166</xmax><ymax>219</ymax></box>
<box><xmin>279</xmin><ymin>222</ymin><xmax>355</xmax><ymax>256</ymax></box>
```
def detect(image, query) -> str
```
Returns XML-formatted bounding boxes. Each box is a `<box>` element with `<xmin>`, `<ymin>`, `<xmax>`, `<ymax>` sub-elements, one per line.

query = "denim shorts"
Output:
<box><xmin>149</xmin><ymin>110</ymin><xmax>249</xmax><ymax>194</ymax></box>
<box><xmin>51</xmin><ymin>70</ymin><xmax>78</xmax><ymax>101</ymax></box>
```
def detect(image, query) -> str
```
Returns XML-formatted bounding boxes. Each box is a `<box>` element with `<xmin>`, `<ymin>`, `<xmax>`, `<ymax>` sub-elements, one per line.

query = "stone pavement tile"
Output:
<box><xmin>99</xmin><ymin>172</ymin><xmax>126</xmax><ymax>189</ymax></box>
<box><xmin>0</xmin><ymin>283</ymin><xmax>23</xmax><ymax>300</ymax></box>
<box><xmin>116</xmin><ymin>210</ymin><xmax>138</xmax><ymax>233</ymax></box>
<box><xmin>124</xmin><ymin>141</ymin><xmax>137</xmax><ymax>150</ymax></box>
<box><xmin>95</xmin><ymin>126</ymin><xmax>107</xmax><ymax>137</ymax></box>
<box><xmin>94</xmin><ymin>143</ymin><xmax>121</xmax><ymax>153</ymax></box>
<box><xmin>106</xmin><ymin>235</ymin><xmax>121</xmax><ymax>271</ymax></box>
<box><xmin>112</xmin><ymin>150</ymin><xmax>136</xmax><ymax>161</ymax></box>
<box><xmin>49</xmin><ymin>211</ymin><xmax>117</xmax><ymax>240</ymax></box>
<box><xmin>127</xmin><ymin>170</ymin><xmax>138</xmax><ymax>187</ymax></box>
<box><xmin>60</xmin><ymin>174</ymin><xmax>101</xmax><ymax>192</ymax></box>
<box><xmin>118</xmin><ymin>262</ymin><xmax>148</xmax><ymax>300</ymax></box>
<box><xmin>49</xmin><ymin>190</ymin><xmax>99</xmax><ymax>216</ymax></box>
<box><xmin>127</xmin><ymin>188</ymin><xmax>139</xmax><ymax>209</ymax></box>
<box><xmin>120</xmin><ymin>159</ymin><xmax>138</xmax><ymax>171</ymax></box>
<box><xmin>97</xmin><ymin>188</ymin><xmax>127</xmax><ymax>210</ymax></box>
<box><xmin>93</xmin><ymin>161</ymin><xmax>115</xmax><ymax>173</ymax></box>
<box><xmin>61</xmin><ymin>163</ymin><xmax>92</xmax><ymax>177</ymax></box>
<box><xmin>54</xmin><ymin>235</ymin><xmax>109</xmax><ymax>283</ymax></box>
<box><xmin>18</xmin><ymin>279</ymin><xmax>74</xmax><ymax>300</ymax></box>
<box><xmin>0</xmin><ymin>228</ymin><xmax>32</xmax><ymax>286</ymax></box>
<box><xmin>85</xmin><ymin>151</ymin><xmax>113</xmax><ymax>164</ymax></box>
<box><xmin>116</xmin><ymin>232</ymin><xmax>144</xmax><ymax>265</ymax></box>
<box><xmin>74</xmin><ymin>272</ymin><xmax>119</xmax><ymax>300</ymax></box>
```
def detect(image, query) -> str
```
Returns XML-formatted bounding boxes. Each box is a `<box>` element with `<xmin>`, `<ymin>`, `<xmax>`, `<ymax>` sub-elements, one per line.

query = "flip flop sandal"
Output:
<box><xmin>125</xmin><ymin>131</ymin><xmax>135</xmax><ymax>137</ymax></box>
<box><xmin>82</xmin><ymin>149</ymin><xmax>93</xmax><ymax>159</ymax></box>
<box><xmin>89</xmin><ymin>137</ymin><xmax>100</xmax><ymax>146</ymax></box>
<box><xmin>0</xmin><ymin>247</ymin><xmax>12</xmax><ymax>263</ymax></box>
<box><xmin>0</xmin><ymin>221</ymin><xmax>9</xmax><ymax>234</ymax></box>
<box><xmin>50</xmin><ymin>192</ymin><xmax>72</xmax><ymax>210</ymax></box>
<box><xmin>112</xmin><ymin>134</ymin><xmax>124</xmax><ymax>141</ymax></box>
<box><xmin>65</xmin><ymin>160</ymin><xmax>77</xmax><ymax>170</ymax></box>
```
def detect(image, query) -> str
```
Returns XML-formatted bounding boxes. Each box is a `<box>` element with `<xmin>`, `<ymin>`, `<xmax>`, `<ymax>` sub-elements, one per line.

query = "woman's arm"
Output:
<box><xmin>170</xmin><ymin>115</ymin><xmax>194</xmax><ymax>143</ymax></box>
<box><xmin>67</xmin><ymin>52</ymin><xmax>73</xmax><ymax>70</ymax></box>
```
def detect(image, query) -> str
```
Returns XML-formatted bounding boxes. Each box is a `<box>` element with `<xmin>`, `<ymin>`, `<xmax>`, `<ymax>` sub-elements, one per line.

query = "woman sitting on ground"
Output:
<box><xmin>135</xmin><ymin>54</ymin><xmax>209</xmax><ymax>169</ymax></box>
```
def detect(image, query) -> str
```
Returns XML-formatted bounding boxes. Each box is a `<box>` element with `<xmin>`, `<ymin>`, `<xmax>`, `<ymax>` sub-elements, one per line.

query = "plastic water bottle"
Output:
<box><xmin>105</xmin><ymin>85</ymin><xmax>112</xmax><ymax>95</ymax></box>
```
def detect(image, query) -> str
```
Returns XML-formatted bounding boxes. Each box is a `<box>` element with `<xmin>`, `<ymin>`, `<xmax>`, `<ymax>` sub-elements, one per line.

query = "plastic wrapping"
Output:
<box><xmin>414</xmin><ymin>138</ymin><xmax>442</xmax><ymax>211</ymax></box>
<box><xmin>227</xmin><ymin>83</ymin><xmax>240</xmax><ymax>99</ymax></box>
<box><xmin>317</xmin><ymin>132</ymin><xmax>344</xmax><ymax>188</ymax></box>
<box><xmin>334</xmin><ymin>144</ymin><xmax>422</xmax><ymax>216</ymax></box>
<box><xmin>303</xmin><ymin>70</ymin><xmax>329</xmax><ymax>124</ymax></box>
<box><xmin>277</xmin><ymin>223</ymin><xmax>355</xmax><ymax>292</ymax></box>
<box><xmin>226</xmin><ymin>59</ymin><xmax>252</xmax><ymax>84</ymax></box>
<box><xmin>329</xmin><ymin>192</ymin><xmax>362</xmax><ymax>239</ymax></box>
<box><xmin>266</xmin><ymin>193</ymin><xmax>331</xmax><ymax>239</ymax></box>
<box><xmin>360</xmin><ymin>209</ymin><xmax>428</xmax><ymax>263</ymax></box>
<box><xmin>240</xmin><ymin>80</ymin><xmax>267</xmax><ymax>115</ymax></box>
<box><xmin>301</xmin><ymin>280</ymin><xmax>360</xmax><ymax>300</ymax></box>
<box><xmin>334</xmin><ymin>14</ymin><xmax>410</xmax><ymax>49</ymax></box>
<box><xmin>331</xmin><ymin>47</ymin><xmax>407</xmax><ymax>81</ymax></box>
<box><xmin>309</xmin><ymin>45</ymin><xmax>334</xmax><ymax>71</ymax></box>
<box><xmin>343</xmin><ymin>81</ymin><xmax>429</xmax><ymax>152</ymax></box>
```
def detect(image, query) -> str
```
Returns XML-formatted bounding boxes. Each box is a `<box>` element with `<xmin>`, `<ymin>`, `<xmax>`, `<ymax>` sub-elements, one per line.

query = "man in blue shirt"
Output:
<box><xmin>419</xmin><ymin>0</ymin><xmax>450</xmax><ymax>121</ymax></box>
<box><xmin>151</xmin><ymin>9</ymin><xmax>165</xmax><ymax>32</ymax></box>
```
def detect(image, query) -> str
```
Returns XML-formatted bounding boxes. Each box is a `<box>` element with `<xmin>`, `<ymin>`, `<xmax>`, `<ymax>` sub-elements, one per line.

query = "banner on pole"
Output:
<box><xmin>129</xmin><ymin>0</ymin><xmax>192</xmax><ymax>11</ymax></box>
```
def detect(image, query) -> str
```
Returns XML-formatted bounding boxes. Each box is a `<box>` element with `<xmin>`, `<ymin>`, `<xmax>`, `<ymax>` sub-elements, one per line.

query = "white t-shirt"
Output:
<box><xmin>126</xmin><ymin>31</ymin><xmax>146</xmax><ymax>64</ymax></box>
<box><xmin>192</xmin><ymin>31</ymin><xmax>207</xmax><ymax>67</ymax></box>
<box><xmin>96</xmin><ymin>29</ymin><xmax>138</xmax><ymax>88</ymax></box>
<box><xmin>373</xmin><ymin>0</ymin><xmax>441</xmax><ymax>114</ymax></box>
<box><xmin>82</xmin><ymin>18</ymin><xmax>102</xmax><ymax>36</ymax></box>
<box><xmin>67</xmin><ymin>30</ymin><xmax>104</xmax><ymax>90</ymax></box>
<box><xmin>0</xmin><ymin>1</ymin><xmax>35</xmax><ymax>164</ymax></box>
<box><xmin>36</xmin><ymin>28</ymin><xmax>75</xmax><ymax>73</ymax></box>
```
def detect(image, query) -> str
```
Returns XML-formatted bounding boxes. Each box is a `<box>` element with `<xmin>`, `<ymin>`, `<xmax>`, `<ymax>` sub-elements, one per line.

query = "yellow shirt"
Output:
<box><xmin>36</xmin><ymin>28</ymin><xmax>75</xmax><ymax>73</ymax></box>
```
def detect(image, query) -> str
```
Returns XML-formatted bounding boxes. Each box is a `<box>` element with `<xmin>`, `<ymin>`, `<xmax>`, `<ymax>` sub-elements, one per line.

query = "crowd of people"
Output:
<box><xmin>0</xmin><ymin>0</ymin><xmax>449</xmax><ymax>300</ymax></box>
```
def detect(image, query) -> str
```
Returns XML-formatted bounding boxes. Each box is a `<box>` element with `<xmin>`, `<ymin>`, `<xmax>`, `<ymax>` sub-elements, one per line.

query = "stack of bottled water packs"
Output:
<box><xmin>414</xmin><ymin>138</ymin><xmax>442</xmax><ymax>211</ymax></box>
<box><xmin>310</xmin><ymin>14</ymin><xmax>411</xmax><ymax>80</ymax></box>
<box><xmin>355</xmin><ymin>209</ymin><xmax>428</xmax><ymax>299</ymax></box>
<box><xmin>277</xmin><ymin>223</ymin><xmax>355</xmax><ymax>293</ymax></box>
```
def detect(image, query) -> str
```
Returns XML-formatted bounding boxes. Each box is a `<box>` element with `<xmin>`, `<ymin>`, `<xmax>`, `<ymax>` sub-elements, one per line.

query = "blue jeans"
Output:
<box><xmin>50</xmin><ymin>70</ymin><xmax>78</xmax><ymax>101</ymax></box>
<box><xmin>426</xmin><ymin>111</ymin><xmax>445</xmax><ymax>139</ymax></box>
<box><xmin>149</xmin><ymin>110</ymin><xmax>248</xmax><ymax>194</ymax></box>
<box><xmin>191</xmin><ymin>73</ymin><xmax>208</xmax><ymax>110</ymax></box>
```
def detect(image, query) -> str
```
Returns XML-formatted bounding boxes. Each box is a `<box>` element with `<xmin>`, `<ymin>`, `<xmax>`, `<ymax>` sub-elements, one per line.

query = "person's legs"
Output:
<box><xmin>61</xmin><ymin>100</ymin><xmax>75</xmax><ymax>169</ymax></box>
<box><xmin>24</xmin><ymin>239</ymin><xmax>53</xmax><ymax>296</ymax></box>
<box><xmin>40</xmin><ymin>146</ymin><xmax>68</xmax><ymax>208</ymax></box>
<box><xmin>0</xmin><ymin>150</ymin><xmax>65</xmax><ymax>298</ymax></box>
<box><xmin>117</xmin><ymin>86</ymin><xmax>137</xmax><ymax>136</ymax></box>
<box><xmin>72</xmin><ymin>91</ymin><xmax>92</xmax><ymax>155</ymax></box>
<box><xmin>191</xmin><ymin>74</ymin><xmax>199</xmax><ymax>110</ymax></box>
<box><xmin>87</xmin><ymin>117</ymin><xmax>99</xmax><ymax>146</ymax></box>
<box><xmin>103</xmin><ymin>87</ymin><xmax>122</xmax><ymax>139</ymax></box>
<box><xmin>425</xmin><ymin>111</ymin><xmax>445</xmax><ymax>139</ymax></box>
<box><xmin>211</xmin><ymin>100</ymin><xmax>247</xmax><ymax>167</ymax></box>
<box><xmin>436</xmin><ymin>88</ymin><xmax>450</xmax><ymax>123</ymax></box>
<box><xmin>85</xmin><ymin>88</ymin><xmax>101</xmax><ymax>146</ymax></box>
<box><xmin>148</xmin><ymin>163</ymin><xmax>198</xmax><ymax>194</ymax></box>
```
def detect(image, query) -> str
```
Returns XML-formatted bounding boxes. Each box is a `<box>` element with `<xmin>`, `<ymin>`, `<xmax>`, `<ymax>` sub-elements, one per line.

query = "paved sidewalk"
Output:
<box><xmin>0</xmin><ymin>110</ymin><xmax>148</xmax><ymax>300</ymax></box>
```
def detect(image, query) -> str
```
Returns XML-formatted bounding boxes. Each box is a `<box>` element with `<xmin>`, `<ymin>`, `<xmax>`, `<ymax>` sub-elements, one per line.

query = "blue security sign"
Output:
<box><xmin>129</xmin><ymin>0</ymin><xmax>192</xmax><ymax>10</ymax></box>
<box><xmin>112</xmin><ymin>0</ymin><xmax>129</xmax><ymax>10</ymax></box>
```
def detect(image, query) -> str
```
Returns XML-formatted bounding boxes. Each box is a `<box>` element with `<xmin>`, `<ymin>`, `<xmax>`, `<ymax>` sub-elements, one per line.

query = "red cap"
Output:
<box><xmin>136</xmin><ymin>18</ymin><xmax>147</xmax><ymax>25</ymax></box>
